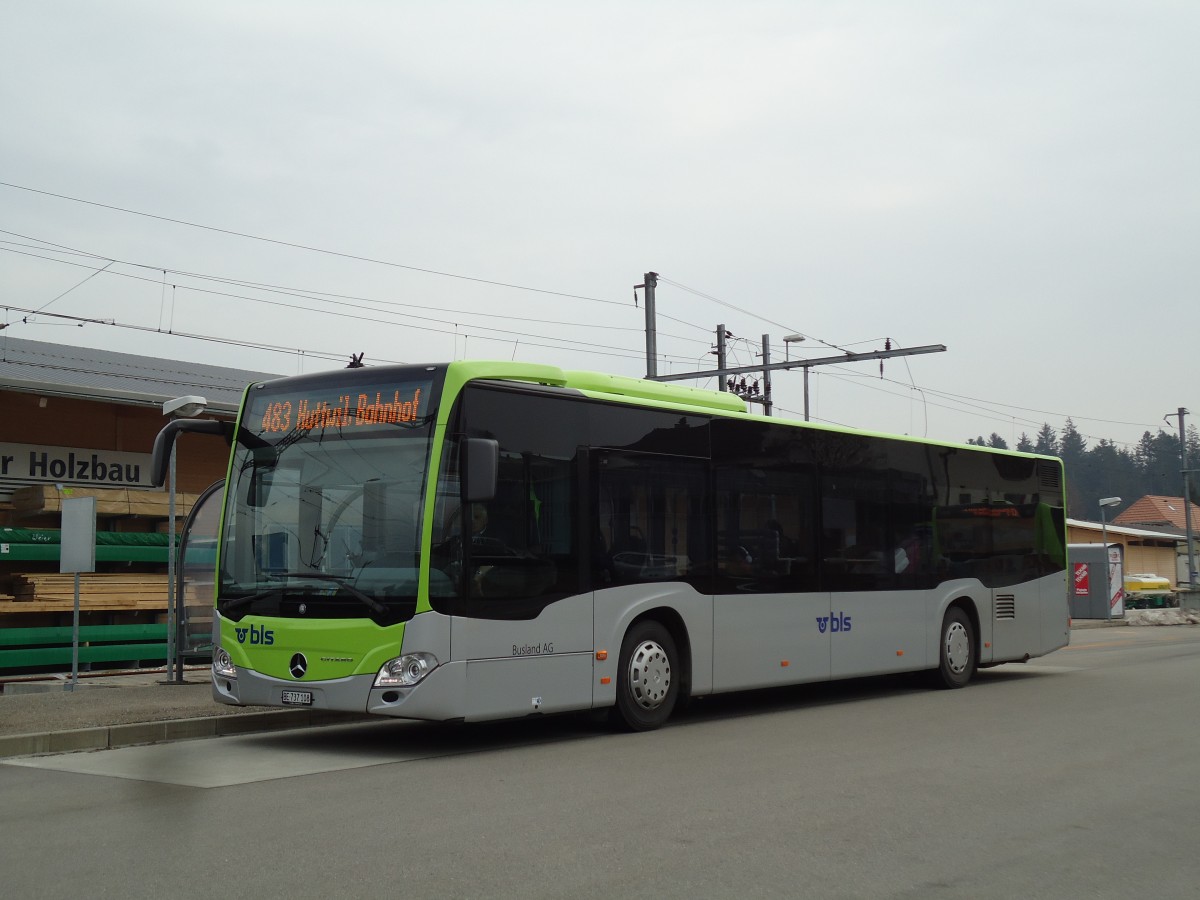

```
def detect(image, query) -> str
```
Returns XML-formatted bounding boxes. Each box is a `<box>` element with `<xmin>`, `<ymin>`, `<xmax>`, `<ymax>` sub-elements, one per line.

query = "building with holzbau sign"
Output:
<box><xmin>0</xmin><ymin>336</ymin><xmax>281</xmax><ymax>638</ymax></box>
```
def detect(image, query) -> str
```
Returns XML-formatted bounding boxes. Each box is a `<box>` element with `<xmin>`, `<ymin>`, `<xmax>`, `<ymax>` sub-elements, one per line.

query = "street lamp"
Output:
<box><xmin>783</xmin><ymin>335</ymin><xmax>809</xmax><ymax>421</ymax></box>
<box><xmin>162</xmin><ymin>395</ymin><xmax>208</xmax><ymax>683</ymax></box>
<box><xmin>1099</xmin><ymin>497</ymin><xmax>1121</xmax><ymax>622</ymax></box>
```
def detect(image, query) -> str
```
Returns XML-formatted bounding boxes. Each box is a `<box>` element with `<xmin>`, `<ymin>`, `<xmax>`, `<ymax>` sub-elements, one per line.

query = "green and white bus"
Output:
<box><xmin>154</xmin><ymin>360</ymin><xmax>1069</xmax><ymax>731</ymax></box>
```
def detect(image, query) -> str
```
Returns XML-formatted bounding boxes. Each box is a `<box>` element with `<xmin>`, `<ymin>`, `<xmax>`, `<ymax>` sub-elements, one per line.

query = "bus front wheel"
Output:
<box><xmin>934</xmin><ymin>606</ymin><xmax>976</xmax><ymax>689</ymax></box>
<box><xmin>610</xmin><ymin>620</ymin><xmax>679</xmax><ymax>732</ymax></box>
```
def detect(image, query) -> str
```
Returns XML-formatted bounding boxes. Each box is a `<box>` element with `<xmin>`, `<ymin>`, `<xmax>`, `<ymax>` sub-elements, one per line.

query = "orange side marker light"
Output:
<box><xmin>595</xmin><ymin>650</ymin><xmax>608</xmax><ymax>661</ymax></box>
<box><xmin>896</xmin><ymin>650</ymin><xmax>904</xmax><ymax>657</ymax></box>
<box><xmin>780</xmin><ymin>660</ymin><xmax>790</xmax><ymax>667</ymax></box>
<box><xmin>600</xmin><ymin>677</ymin><xmax>611</xmax><ymax>685</ymax></box>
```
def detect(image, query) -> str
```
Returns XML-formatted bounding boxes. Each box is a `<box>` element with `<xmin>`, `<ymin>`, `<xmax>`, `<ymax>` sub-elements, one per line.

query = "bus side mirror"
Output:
<box><xmin>463</xmin><ymin>438</ymin><xmax>498</xmax><ymax>502</ymax></box>
<box><xmin>150</xmin><ymin>418</ymin><xmax>233</xmax><ymax>487</ymax></box>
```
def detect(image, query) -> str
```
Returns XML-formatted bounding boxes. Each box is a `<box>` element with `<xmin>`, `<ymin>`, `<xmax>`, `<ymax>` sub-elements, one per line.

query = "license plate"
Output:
<box><xmin>281</xmin><ymin>690</ymin><xmax>313</xmax><ymax>706</ymax></box>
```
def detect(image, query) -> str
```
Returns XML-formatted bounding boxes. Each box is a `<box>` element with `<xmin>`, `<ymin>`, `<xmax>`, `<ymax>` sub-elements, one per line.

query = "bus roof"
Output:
<box><xmin>376</xmin><ymin>360</ymin><xmax>1062</xmax><ymax>466</ymax></box>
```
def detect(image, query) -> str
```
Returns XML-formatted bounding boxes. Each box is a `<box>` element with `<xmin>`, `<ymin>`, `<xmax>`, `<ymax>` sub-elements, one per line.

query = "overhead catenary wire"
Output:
<box><xmin>657</xmin><ymin>276</ymin><xmax>855</xmax><ymax>354</ymax></box>
<box><xmin>808</xmin><ymin>366</ymin><xmax>1151</xmax><ymax>449</ymax></box>
<box><xmin>0</xmin><ymin>246</ymin><xmax>711</xmax><ymax>365</ymax></box>
<box><xmin>6</xmin><ymin>238</ymin><xmax>1160</xmax><ymax>445</ymax></box>
<box><xmin>0</xmin><ymin>181</ymin><xmax>636</xmax><ymax>310</ymax></box>
<box><xmin>0</xmin><ymin>184</ymin><xmax>1169</xmax><ymax>445</ymax></box>
<box><xmin>0</xmin><ymin>181</ymin><xmax>735</xmax><ymax>342</ymax></box>
<box><xmin>658</xmin><ymin>276</ymin><xmax>1163</xmax><ymax>444</ymax></box>
<box><xmin>0</xmin><ymin>232</ymin><xmax>714</xmax><ymax>349</ymax></box>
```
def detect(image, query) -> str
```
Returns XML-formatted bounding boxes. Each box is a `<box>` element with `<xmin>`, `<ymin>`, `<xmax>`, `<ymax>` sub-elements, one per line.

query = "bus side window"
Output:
<box><xmin>595</xmin><ymin>451</ymin><xmax>709</xmax><ymax>590</ymax></box>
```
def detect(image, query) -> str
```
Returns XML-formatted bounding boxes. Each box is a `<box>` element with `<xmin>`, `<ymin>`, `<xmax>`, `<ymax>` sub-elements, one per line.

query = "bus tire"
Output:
<box><xmin>934</xmin><ymin>606</ymin><xmax>976</xmax><ymax>689</ymax></box>
<box><xmin>610</xmin><ymin>620</ymin><xmax>679</xmax><ymax>732</ymax></box>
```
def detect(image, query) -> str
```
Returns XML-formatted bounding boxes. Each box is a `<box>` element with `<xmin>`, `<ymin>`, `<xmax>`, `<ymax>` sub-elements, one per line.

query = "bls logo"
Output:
<box><xmin>234</xmin><ymin>624</ymin><xmax>275</xmax><ymax>645</ymax></box>
<box><xmin>816</xmin><ymin>612</ymin><xmax>852</xmax><ymax>634</ymax></box>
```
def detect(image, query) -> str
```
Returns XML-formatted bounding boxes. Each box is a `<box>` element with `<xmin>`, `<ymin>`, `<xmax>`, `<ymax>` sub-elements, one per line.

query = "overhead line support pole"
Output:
<box><xmin>647</xmin><ymin>344</ymin><xmax>948</xmax><ymax>383</ymax></box>
<box><xmin>717</xmin><ymin>324</ymin><xmax>727</xmax><ymax>392</ymax></box>
<box><xmin>1175</xmin><ymin>407</ymin><xmax>1196</xmax><ymax>589</ymax></box>
<box><xmin>762</xmin><ymin>334</ymin><xmax>772</xmax><ymax>417</ymax></box>
<box><xmin>638</xmin><ymin>272</ymin><xmax>659</xmax><ymax>379</ymax></box>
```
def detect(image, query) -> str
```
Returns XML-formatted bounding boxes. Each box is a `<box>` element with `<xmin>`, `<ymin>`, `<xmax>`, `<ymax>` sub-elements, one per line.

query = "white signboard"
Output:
<box><xmin>0</xmin><ymin>441</ymin><xmax>153</xmax><ymax>488</ymax></box>
<box><xmin>60</xmin><ymin>496</ymin><xmax>97</xmax><ymax>574</ymax></box>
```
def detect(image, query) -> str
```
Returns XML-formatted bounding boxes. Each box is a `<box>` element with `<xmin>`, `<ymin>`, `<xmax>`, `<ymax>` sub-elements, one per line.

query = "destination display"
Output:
<box><xmin>249</xmin><ymin>380</ymin><xmax>433</xmax><ymax>437</ymax></box>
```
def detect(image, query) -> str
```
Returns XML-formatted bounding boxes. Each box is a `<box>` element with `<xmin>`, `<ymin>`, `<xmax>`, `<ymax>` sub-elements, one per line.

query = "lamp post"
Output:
<box><xmin>1099</xmin><ymin>497</ymin><xmax>1121</xmax><ymax>622</ymax></box>
<box><xmin>162</xmin><ymin>395</ymin><xmax>208</xmax><ymax>683</ymax></box>
<box><xmin>783</xmin><ymin>334</ymin><xmax>808</xmax><ymax>420</ymax></box>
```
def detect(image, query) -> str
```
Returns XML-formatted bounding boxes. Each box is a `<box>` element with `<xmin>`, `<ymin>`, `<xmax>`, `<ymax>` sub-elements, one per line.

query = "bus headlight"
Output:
<box><xmin>375</xmin><ymin>652</ymin><xmax>439</xmax><ymax>687</ymax></box>
<box><xmin>213</xmin><ymin>647</ymin><xmax>237</xmax><ymax>679</ymax></box>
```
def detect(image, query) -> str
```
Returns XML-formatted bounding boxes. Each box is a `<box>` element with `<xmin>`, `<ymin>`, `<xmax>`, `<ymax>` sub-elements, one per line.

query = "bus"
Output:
<box><xmin>153</xmin><ymin>360</ymin><xmax>1069</xmax><ymax>731</ymax></box>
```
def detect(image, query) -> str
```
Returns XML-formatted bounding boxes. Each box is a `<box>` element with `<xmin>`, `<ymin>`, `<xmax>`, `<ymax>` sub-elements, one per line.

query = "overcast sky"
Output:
<box><xmin>2</xmin><ymin>1</ymin><xmax>1196</xmax><ymax>450</ymax></box>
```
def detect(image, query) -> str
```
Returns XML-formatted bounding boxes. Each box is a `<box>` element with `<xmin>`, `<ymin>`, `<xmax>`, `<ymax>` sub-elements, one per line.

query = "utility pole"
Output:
<box><xmin>636</xmin><ymin>272</ymin><xmax>659</xmax><ymax>378</ymax></box>
<box><xmin>716</xmin><ymin>324</ymin><xmax>728</xmax><ymax>391</ymax></box>
<box><xmin>761</xmin><ymin>334</ymin><xmax>772</xmax><ymax>417</ymax></box>
<box><xmin>1171</xmin><ymin>407</ymin><xmax>1197</xmax><ymax>590</ymax></box>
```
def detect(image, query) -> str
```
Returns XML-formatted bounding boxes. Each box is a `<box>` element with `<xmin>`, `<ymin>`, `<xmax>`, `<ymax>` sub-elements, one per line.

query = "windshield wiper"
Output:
<box><xmin>275</xmin><ymin>572</ymin><xmax>390</xmax><ymax>617</ymax></box>
<box><xmin>221</xmin><ymin>586</ymin><xmax>287</xmax><ymax>614</ymax></box>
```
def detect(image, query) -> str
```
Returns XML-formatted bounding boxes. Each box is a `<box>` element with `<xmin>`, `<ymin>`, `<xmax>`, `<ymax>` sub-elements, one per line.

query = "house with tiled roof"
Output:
<box><xmin>1114</xmin><ymin>495</ymin><xmax>1200</xmax><ymax>532</ymax></box>
<box><xmin>1114</xmin><ymin>495</ymin><xmax>1199</xmax><ymax>587</ymax></box>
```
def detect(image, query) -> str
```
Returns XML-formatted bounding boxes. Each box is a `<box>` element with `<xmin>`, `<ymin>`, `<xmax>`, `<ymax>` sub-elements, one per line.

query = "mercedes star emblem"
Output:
<box><xmin>289</xmin><ymin>653</ymin><xmax>308</xmax><ymax>679</ymax></box>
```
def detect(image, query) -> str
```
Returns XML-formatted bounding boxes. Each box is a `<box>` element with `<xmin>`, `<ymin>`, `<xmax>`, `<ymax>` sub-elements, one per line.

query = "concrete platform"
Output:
<box><xmin>0</xmin><ymin>667</ymin><xmax>367</xmax><ymax>759</ymax></box>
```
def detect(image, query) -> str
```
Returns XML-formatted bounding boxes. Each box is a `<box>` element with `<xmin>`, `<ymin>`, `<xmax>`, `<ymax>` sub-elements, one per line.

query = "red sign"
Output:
<box><xmin>1073</xmin><ymin>562</ymin><xmax>1090</xmax><ymax>596</ymax></box>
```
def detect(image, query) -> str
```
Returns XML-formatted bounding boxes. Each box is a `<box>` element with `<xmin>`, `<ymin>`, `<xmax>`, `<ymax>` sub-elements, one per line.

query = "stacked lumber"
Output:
<box><xmin>11</xmin><ymin>485</ymin><xmax>199</xmax><ymax>519</ymax></box>
<box><xmin>0</xmin><ymin>572</ymin><xmax>169</xmax><ymax>613</ymax></box>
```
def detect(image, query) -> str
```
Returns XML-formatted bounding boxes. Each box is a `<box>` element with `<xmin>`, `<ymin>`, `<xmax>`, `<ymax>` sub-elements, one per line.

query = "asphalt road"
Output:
<box><xmin>2</xmin><ymin>627</ymin><xmax>1198</xmax><ymax>899</ymax></box>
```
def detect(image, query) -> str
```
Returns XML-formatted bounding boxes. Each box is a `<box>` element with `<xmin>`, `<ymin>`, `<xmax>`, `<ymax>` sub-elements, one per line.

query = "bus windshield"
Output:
<box><xmin>218</xmin><ymin>372</ymin><xmax>440</xmax><ymax>625</ymax></box>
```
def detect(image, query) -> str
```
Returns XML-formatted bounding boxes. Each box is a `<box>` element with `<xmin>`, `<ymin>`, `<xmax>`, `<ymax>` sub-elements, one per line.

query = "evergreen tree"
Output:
<box><xmin>987</xmin><ymin>433</ymin><xmax>1008</xmax><ymax>449</ymax></box>
<box><xmin>1137</xmin><ymin>430</ymin><xmax>1182</xmax><ymax>495</ymax></box>
<box><xmin>1073</xmin><ymin>439</ymin><xmax>1141</xmax><ymax>520</ymax></box>
<box><xmin>1189</xmin><ymin>426</ymin><xmax>1200</xmax><ymax>504</ymax></box>
<box><xmin>1033</xmin><ymin>423</ymin><xmax>1058</xmax><ymax>456</ymax></box>
<box><xmin>1059</xmin><ymin>418</ymin><xmax>1087</xmax><ymax>465</ymax></box>
<box><xmin>1016</xmin><ymin>432</ymin><xmax>1034</xmax><ymax>453</ymax></box>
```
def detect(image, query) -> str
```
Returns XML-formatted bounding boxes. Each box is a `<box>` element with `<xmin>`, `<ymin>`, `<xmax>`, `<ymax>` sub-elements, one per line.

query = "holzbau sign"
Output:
<box><xmin>0</xmin><ymin>442</ymin><xmax>153</xmax><ymax>488</ymax></box>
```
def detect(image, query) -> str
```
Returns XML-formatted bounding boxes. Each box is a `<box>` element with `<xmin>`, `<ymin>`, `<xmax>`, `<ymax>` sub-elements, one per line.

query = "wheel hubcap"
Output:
<box><xmin>945</xmin><ymin>621</ymin><xmax>970</xmax><ymax>674</ymax></box>
<box><xmin>628</xmin><ymin>640</ymin><xmax>671</xmax><ymax>710</ymax></box>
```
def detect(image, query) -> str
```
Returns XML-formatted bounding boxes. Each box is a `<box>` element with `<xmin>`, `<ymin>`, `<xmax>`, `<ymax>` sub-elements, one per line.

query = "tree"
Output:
<box><xmin>1059</xmin><ymin>418</ymin><xmax>1087</xmax><ymax>465</ymax></box>
<box><xmin>1016</xmin><ymin>432</ymin><xmax>1034</xmax><ymax>453</ymax></box>
<box><xmin>1189</xmin><ymin>425</ymin><xmax>1200</xmax><ymax>505</ymax></box>
<box><xmin>964</xmin><ymin>434</ymin><xmax>1008</xmax><ymax>449</ymax></box>
<box><xmin>1135</xmin><ymin>430</ymin><xmax>1181</xmax><ymax>496</ymax></box>
<box><xmin>1033</xmin><ymin>423</ymin><xmax>1058</xmax><ymax>456</ymax></box>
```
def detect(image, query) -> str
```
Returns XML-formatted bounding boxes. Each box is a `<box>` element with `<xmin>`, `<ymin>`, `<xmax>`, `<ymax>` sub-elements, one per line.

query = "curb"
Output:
<box><xmin>0</xmin><ymin>708</ymin><xmax>368</xmax><ymax>760</ymax></box>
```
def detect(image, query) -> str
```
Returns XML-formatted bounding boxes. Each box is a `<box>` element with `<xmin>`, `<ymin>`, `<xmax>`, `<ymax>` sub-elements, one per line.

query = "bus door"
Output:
<box><xmin>443</xmin><ymin>433</ymin><xmax>594</xmax><ymax>721</ymax></box>
<box><xmin>712</xmin><ymin>464</ymin><xmax>829</xmax><ymax>691</ymax></box>
<box><xmin>825</xmin><ymin>470</ymin><xmax>928</xmax><ymax>680</ymax></box>
<box><xmin>592</xmin><ymin>449</ymin><xmax>714</xmax><ymax>697</ymax></box>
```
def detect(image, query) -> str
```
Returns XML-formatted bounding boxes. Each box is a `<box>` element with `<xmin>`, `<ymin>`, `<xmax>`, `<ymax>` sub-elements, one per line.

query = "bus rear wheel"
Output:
<box><xmin>610</xmin><ymin>621</ymin><xmax>679</xmax><ymax>732</ymax></box>
<box><xmin>934</xmin><ymin>606</ymin><xmax>976</xmax><ymax>689</ymax></box>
